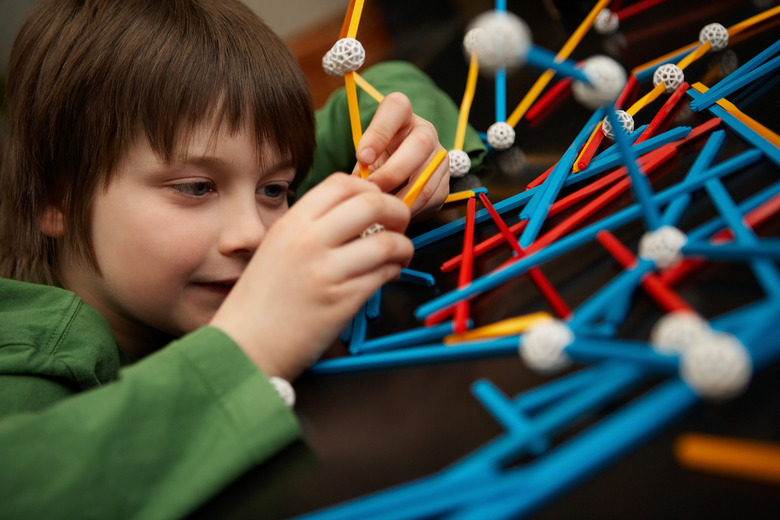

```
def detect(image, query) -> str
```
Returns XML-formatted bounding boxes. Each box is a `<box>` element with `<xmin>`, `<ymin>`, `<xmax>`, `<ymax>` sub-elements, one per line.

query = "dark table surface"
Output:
<box><xmin>194</xmin><ymin>1</ymin><xmax>780</xmax><ymax>518</ymax></box>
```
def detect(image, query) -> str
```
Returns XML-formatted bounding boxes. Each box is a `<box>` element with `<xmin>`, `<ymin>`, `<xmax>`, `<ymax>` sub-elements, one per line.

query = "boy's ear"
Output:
<box><xmin>39</xmin><ymin>205</ymin><xmax>65</xmax><ymax>238</ymax></box>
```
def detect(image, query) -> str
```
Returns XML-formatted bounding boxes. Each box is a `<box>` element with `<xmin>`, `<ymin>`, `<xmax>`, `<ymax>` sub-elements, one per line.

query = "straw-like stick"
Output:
<box><xmin>354</xmin><ymin>72</ymin><xmax>384</xmax><ymax>103</ymax></box>
<box><xmin>344</xmin><ymin>72</ymin><xmax>370</xmax><ymax>178</ymax></box>
<box><xmin>444</xmin><ymin>312</ymin><xmax>552</xmax><ymax>344</ymax></box>
<box><xmin>454</xmin><ymin>52</ymin><xmax>480</xmax><ymax>151</ymax></box>
<box><xmin>675</xmin><ymin>433</ymin><xmax>780</xmax><ymax>485</ymax></box>
<box><xmin>402</xmin><ymin>149</ymin><xmax>448</xmax><ymax>207</ymax></box>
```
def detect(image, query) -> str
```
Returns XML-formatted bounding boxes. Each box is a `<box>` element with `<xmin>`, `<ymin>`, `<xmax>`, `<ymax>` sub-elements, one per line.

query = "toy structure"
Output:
<box><xmin>298</xmin><ymin>1</ymin><xmax>780</xmax><ymax>518</ymax></box>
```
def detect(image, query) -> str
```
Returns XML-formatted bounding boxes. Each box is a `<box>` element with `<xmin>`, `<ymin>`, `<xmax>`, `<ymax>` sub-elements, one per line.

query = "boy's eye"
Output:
<box><xmin>174</xmin><ymin>181</ymin><xmax>213</xmax><ymax>197</ymax></box>
<box><xmin>261</xmin><ymin>184</ymin><xmax>288</xmax><ymax>200</ymax></box>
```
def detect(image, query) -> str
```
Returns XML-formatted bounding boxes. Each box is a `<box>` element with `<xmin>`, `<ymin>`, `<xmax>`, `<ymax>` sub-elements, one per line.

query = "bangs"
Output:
<box><xmin>99</xmin><ymin>0</ymin><xmax>315</xmax><ymax>182</ymax></box>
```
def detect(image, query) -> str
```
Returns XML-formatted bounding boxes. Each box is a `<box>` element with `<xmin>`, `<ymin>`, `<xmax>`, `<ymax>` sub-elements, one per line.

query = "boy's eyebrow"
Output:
<box><xmin>171</xmin><ymin>153</ymin><xmax>296</xmax><ymax>175</ymax></box>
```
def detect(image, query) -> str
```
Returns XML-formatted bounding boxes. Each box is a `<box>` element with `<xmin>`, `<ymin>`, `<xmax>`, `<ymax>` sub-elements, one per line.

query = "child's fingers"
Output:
<box><xmin>403</xmin><ymin>156</ymin><xmax>451</xmax><ymax>216</ymax></box>
<box><xmin>316</xmin><ymin>189</ymin><xmax>411</xmax><ymax>246</ymax></box>
<box><xmin>291</xmin><ymin>173</ymin><xmax>380</xmax><ymax>219</ymax></box>
<box><xmin>368</xmin><ymin>124</ymin><xmax>443</xmax><ymax>194</ymax></box>
<box><xmin>356</xmin><ymin>92</ymin><xmax>414</xmax><ymax>167</ymax></box>
<box><xmin>333</xmin><ymin>230</ymin><xmax>414</xmax><ymax>280</ymax></box>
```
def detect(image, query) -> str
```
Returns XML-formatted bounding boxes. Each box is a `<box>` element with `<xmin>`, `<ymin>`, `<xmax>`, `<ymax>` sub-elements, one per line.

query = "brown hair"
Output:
<box><xmin>0</xmin><ymin>0</ymin><xmax>315</xmax><ymax>284</ymax></box>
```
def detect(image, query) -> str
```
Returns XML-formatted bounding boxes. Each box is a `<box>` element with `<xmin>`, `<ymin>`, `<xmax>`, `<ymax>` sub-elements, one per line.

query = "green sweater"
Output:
<box><xmin>0</xmin><ymin>61</ymin><xmax>485</xmax><ymax>520</ymax></box>
<box><xmin>0</xmin><ymin>278</ymin><xmax>299</xmax><ymax>519</ymax></box>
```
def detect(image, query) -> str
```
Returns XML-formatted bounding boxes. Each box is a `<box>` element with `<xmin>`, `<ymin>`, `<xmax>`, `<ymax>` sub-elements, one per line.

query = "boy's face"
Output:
<box><xmin>59</xmin><ymin>123</ymin><xmax>296</xmax><ymax>357</ymax></box>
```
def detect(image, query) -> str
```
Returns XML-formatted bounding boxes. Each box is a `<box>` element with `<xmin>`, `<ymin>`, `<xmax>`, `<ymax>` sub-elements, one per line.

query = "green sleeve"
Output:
<box><xmin>0</xmin><ymin>326</ymin><xmax>300</xmax><ymax>520</ymax></box>
<box><xmin>299</xmin><ymin>60</ymin><xmax>487</xmax><ymax>196</ymax></box>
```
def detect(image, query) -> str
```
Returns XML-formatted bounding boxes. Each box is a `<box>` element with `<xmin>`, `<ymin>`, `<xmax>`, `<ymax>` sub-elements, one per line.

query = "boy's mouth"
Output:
<box><xmin>193</xmin><ymin>280</ymin><xmax>237</xmax><ymax>296</ymax></box>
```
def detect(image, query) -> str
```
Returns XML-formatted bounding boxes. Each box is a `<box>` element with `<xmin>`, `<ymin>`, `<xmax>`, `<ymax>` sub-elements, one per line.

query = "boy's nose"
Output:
<box><xmin>217</xmin><ymin>203</ymin><xmax>266</xmax><ymax>257</ymax></box>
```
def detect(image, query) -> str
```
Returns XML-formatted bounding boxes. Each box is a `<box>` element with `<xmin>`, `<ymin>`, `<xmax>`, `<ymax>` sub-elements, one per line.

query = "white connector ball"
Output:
<box><xmin>269</xmin><ymin>377</ymin><xmax>296</xmax><ymax>407</ymax></box>
<box><xmin>520</xmin><ymin>320</ymin><xmax>574</xmax><ymax>373</ymax></box>
<box><xmin>487</xmin><ymin>122</ymin><xmax>516</xmax><ymax>150</ymax></box>
<box><xmin>681</xmin><ymin>332</ymin><xmax>752</xmax><ymax>400</ymax></box>
<box><xmin>602</xmin><ymin>110</ymin><xmax>634</xmax><ymax>139</ymax></box>
<box><xmin>594</xmin><ymin>9</ymin><xmax>619</xmax><ymax>35</ymax></box>
<box><xmin>653</xmin><ymin>63</ymin><xmax>685</xmax><ymax>93</ymax></box>
<box><xmin>322</xmin><ymin>37</ymin><xmax>365</xmax><ymax>77</ymax></box>
<box><xmin>360</xmin><ymin>223</ymin><xmax>385</xmax><ymax>238</ymax></box>
<box><xmin>699</xmin><ymin>23</ymin><xmax>729</xmax><ymax>51</ymax></box>
<box><xmin>464</xmin><ymin>10</ymin><xmax>531</xmax><ymax>73</ymax></box>
<box><xmin>650</xmin><ymin>311</ymin><xmax>711</xmax><ymax>355</ymax></box>
<box><xmin>572</xmin><ymin>55</ymin><xmax>627</xmax><ymax>109</ymax></box>
<box><xmin>448</xmin><ymin>149</ymin><xmax>472</xmax><ymax>178</ymax></box>
<box><xmin>638</xmin><ymin>226</ymin><xmax>688</xmax><ymax>269</ymax></box>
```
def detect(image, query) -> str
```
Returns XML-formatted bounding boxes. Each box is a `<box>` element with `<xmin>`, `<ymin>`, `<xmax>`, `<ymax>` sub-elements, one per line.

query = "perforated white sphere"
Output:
<box><xmin>321</xmin><ymin>51</ymin><xmax>341</xmax><ymax>77</ymax></box>
<box><xmin>520</xmin><ymin>320</ymin><xmax>574</xmax><ymax>373</ymax></box>
<box><xmin>465</xmin><ymin>10</ymin><xmax>531</xmax><ymax>72</ymax></box>
<box><xmin>650</xmin><ymin>311</ymin><xmax>711</xmax><ymax>355</ymax></box>
<box><xmin>323</xmin><ymin>38</ymin><xmax>365</xmax><ymax>76</ymax></box>
<box><xmin>572</xmin><ymin>55</ymin><xmax>627</xmax><ymax>109</ymax></box>
<box><xmin>594</xmin><ymin>9</ymin><xmax>619</xmax><ymax>35</ymax></box>
<box><xmin>463</xmin><ymin>28</ymin><xmax>482</xmax><ymax>56</ymax></box>
<box><xmin>602</xmin><ymin>110</ymin><xmax>634</xmax><ymax>139</ymax></box>
<box><xmin>699</xmin><ymin>23</ymin><xmax>729</xmax><ymax>51</ymax></box>
<box><xmin>653</xmin><ymin>63</ymin><xmax>685</xmax><ymax>93</ymax></box>
<box><xmin>638</xmin><ymin>226</ymin><xmax>688</xmax><ymax>269</ymax></box>
<box><xmin>448</xmin><ymin>149</ymin><xmax>472</xmax><ymax>178</ymax></box>
<box><xmin>361</xmin><ymin>223</ymin><xmax>385</xmax><ymax>238</ymax></box>
<box><xmin>486</xmin><ymin>122</ymin><xmax>516</xmax><ymax>150</ymax></box>
<box><xmin>681</xmin><ymin>332</ymin><xmax>752</xmax><ymax>400</ymax></box>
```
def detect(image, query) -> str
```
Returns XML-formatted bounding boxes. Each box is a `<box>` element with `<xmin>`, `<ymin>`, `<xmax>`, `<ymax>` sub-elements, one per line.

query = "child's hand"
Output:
<box><xmin>355</xmin><ymin>92</ymin><xmax>450</xmax><ymax>219</ymax></box>
<box><xmin>210</xmin><ymin>174</ymin><xmax>413</xmax><ymax>381</ymax></box>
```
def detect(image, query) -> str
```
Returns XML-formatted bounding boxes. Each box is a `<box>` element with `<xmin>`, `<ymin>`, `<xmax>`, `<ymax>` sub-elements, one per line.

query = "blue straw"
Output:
<box><xmin>687</xmin><ymin>87</ymin><xmax>780</xmax><ymax>167</ymax></box>
<box><xmin>525</xmin><ymin>45</ymin><xmax>591</xmax><ymax>83</ymax></box>
<box><xmin>472</xmin><ymin>380</ymin><xmax>549</xmax><ymax>454</ymax></box>
<box><xmin>359</xmin><ymin>321</ymin><xmax>457</xmax><ymax>353</ymax></box>
<box><xmin>519</xmin><ymin>107</ymin><xmax>606</xmax><ymax>247</ymax></box>
<box><xmin>605</xmin><ymin>106</ymin><xmax>661</xmax><ymax>230</ymax></box>
<box><xmin>682</xmin><ymin>240</ymin><xmax>780</xmax><ymax>261</ymax></box>
<box><xmin>690</xmin><ymin>40</ymin><xmax>780</xmax><ymax>111</ymax></box>
<box><xmin>495</xmin><ymin>67</ymin><xmax>507</xmax><ymax>122</ymax></box>
<box><xmin>399</xmin><ymin>268</ymin><xmax>436</xmax><ymax>287</ymax></box>
<box><xmin>308</xmin><ymin>336</ymin><xmax>520</xmax><ymax>374</ymax></box>
<box><xmin>660</xmin><ymin>130</ymin><xmax>726</xmax><ymax>226</ymax></box>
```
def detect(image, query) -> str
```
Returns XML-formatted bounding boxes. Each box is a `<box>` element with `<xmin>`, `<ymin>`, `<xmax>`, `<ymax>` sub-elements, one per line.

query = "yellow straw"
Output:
<box><xmin>444</xmin><ymin>312</ymin><xmax>553</xmax><ymax>344</ymax></box>
<box><xmin>633</xmin><ymin>6</ymin><xmax>780</xmax><ymax>76</ymax></box>
<box><xmin>675</xmin><ymin>433</ymin><xmax>780</xmax><ymax>485</ymax></box>
<box><xmin>506</xmin><ymin>0</ymin><xmax>612</xmax><ymax>127</ymax></box>
<box><xmin>728</xmin><ymin>5</ymin><xmax>780</xmax><ymax>37</ymax></box>
<box><xmin>344</xmin><ymin>72</ymin><xmax>369</xmax><ymax>178</ymax></box>
<box><xmin>444</xmin><ymin>190</ymin><xmax>476</xmax><ymax>204</ymax></box>
<box><xmin>692</xmin><ymin>82</ymin><xmax>780</xmax><ymax>148</ymax></box>
<box><xmin>354</xmin><ymin>72</ymin><xmax>384</xmax><ymax>103</ymax></box>
<box><xmin>676</xmin><ymin>41</ymin><xmax>711</xmax><ymax>71</ymax></box>
<box><xmin>454</xmin><ymin>52</ymin><xmax>480</xmax><ymax>151</ymax></box>
<box><xmin>346</xmin><ymin>0</ymin><xmax>365</xmax><ymax>39</ymax></box>
<box><xmin>403</xmin><ymin>149</ymin><xmax>448</xmax><ymax>208</ymax></box>
<box><xmin>626</xmin><ymin>81</ymin><xmax>666</xmax><ymax>117</ymax></box>
<box><xmin>338</xmin><ymin>0</ymin><xmax>357</xmax><ymax>39</ymax></box>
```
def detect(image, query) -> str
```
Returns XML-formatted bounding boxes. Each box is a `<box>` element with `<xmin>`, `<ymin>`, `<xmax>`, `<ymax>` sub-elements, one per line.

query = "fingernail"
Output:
<box><xmin>358</xmin><ymin>147</ymin><xmax>377</xmax><ymax>165</ymax></box>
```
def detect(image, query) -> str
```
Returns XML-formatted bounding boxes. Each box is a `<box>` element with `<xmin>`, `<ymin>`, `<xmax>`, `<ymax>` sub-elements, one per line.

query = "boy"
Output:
<box><xmin>0</xmin><ymin>0</ymin><xmax>484</xmax><ymax>517</ymax></box>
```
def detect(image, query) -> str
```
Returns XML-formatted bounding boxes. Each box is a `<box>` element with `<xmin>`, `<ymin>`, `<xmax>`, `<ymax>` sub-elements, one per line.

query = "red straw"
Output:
<box><xmin>526</xmin><ymin>77</ymin><xmax>573</xmax><ymax>125</ymax></box>
<box><xmin>596</xmin><ymin>230</ymin><xmax>692</xmax><ymax>312</ymax></box>
<box><xmin>617</xmin><ymin>0</ymin><xmax>669</xmax><ymax>22</ymax></box>
<box><xmin>454</xmin><ymin>197</ymin><xmax>477</xmax><ymax>333</ymax></box>
<box><xmin>479</xmin><ymin>193</ymin><xmax>571</xmax><ymax>318</ymax></box>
